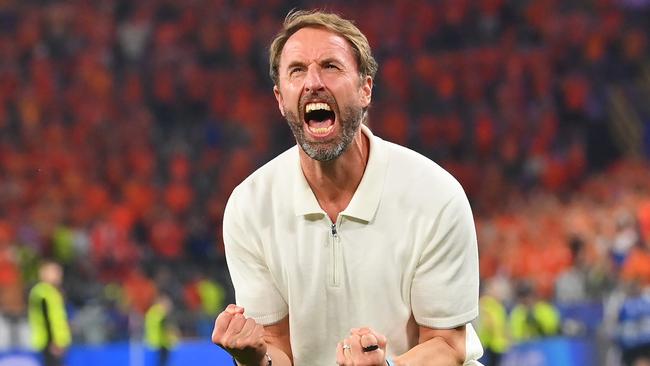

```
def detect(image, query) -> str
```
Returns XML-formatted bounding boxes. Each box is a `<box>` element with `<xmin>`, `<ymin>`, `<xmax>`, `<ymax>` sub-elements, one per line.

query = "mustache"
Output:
<box><xmin>299</xmin><ymin>92</ymin><xmax>336</xmax><ymax>110</ymax></box>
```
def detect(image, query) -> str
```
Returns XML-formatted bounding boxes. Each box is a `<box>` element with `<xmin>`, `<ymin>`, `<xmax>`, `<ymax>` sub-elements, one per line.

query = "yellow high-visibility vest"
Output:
<box><xmin>144</xmin><ymin>303</ymin><xmax>177</xmax><ymax>349</ymax></box>
<box><xmin>197</xmin><ymin>279</ymin><xmax>225</xmax><ymax>316</ymax></box>
<box><xmin>478</xmin><ymin>295</ymin><xmax>510</xmax><ymax>353</ymax></box>
<box><xmin>509</xmin><ymin>301</ymin><xmax>560</xmax><ymax>342</ymax></box>
<box><xmin>28</xmin><ymin>282</ymin><xmax>71</xmax><ymax>351</ymax></box>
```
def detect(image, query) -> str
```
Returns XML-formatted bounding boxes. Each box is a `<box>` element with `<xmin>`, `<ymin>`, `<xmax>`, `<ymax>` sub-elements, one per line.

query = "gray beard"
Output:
<box><xmin>285</xmin><ymin>106</ymin><xmax>364</xmax><ymax>162</ymax></box>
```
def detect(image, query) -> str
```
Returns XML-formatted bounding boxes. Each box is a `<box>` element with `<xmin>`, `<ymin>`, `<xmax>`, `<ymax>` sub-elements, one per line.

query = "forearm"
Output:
<box><xmin>393</xmin><ymin>336</ymin><xmax>463</xmax><ymax>366</ymax></box>
<box><xmin>234</xmin><ymin>344</ymin><xmax>292</xmax><ymax>366</ymax></box>
<box><xmin>266</xmin><ymin>344</ymin><xmax>292</xmax><ymax>366</ymax></box>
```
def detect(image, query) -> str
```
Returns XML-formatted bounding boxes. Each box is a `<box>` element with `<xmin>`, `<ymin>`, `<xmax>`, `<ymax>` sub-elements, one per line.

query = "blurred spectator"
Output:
<box><xmin>612</xmin><ymin>210</ymin><xmax>642</xmax><ymax>268</ymax></box>
<box><xmin>616</xmin><ymin>285</ymin><xmax>650</xmax><ymax>366</ymax></box>
<box><xmin>71</xmin><ymin>298</ymin><xmax>109</xmax><ymax>345</ymax></box>
<box><xmin>122</xmin><ymin>268</ymin><xmax>158</xmax><ymax>316</ymax></box>
<box><xmin>555</xmin><ymin>237</ymin><xmax>590</xmax><ymax>305</ymax></box>
<box><xmin>27</xmin><ymin>260</ymin><xmax>71</xmax><ymax>366</ymax></box>
<box><xmin>183</xmin><ymin>272</ymin><xmax>226</xmax><ymax>337</ymax></box>
<box><xmin>144</xmin><ymin>293</ymin><xmax>178</xmax><ymax>366</ymax></box>
<box><xmin>0</xmin><ymin>221</ymin><xmax>25</xmax><ymax>350</ymax></box>
<box><xmin>184</xmin><ymin>273</ymin><xmax>225</xmax><ymax>319</ymax></box>
<box><xmin>477</xmin><ymin>277</ymin><xmax>511</xmax><ymax>366</ymax></box>
<box><xmin>509</xmin><ymin>281</ymin><xmax>561</xmax><ymax>343</ymax></box>
<box><xmin>620</xmin><ymin>236</ymin><xmax>650</xmax><ymax>288</ymax></box>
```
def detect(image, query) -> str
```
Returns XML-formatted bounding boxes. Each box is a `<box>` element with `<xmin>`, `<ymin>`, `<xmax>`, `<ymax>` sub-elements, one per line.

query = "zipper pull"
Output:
<box><xmin>331</xmin><ymin>223</ymin><xmax>338</xmax><ymax>237</ymax></box>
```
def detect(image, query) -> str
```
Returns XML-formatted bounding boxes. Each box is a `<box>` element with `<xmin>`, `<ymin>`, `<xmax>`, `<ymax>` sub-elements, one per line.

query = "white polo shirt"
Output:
<box><xmin>223</xmin><ymin>125</ymin><xmax>482</xmax><ymax>366</ymax></box>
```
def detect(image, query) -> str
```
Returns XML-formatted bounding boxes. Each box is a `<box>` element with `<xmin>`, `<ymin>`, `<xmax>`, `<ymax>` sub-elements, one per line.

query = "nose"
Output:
<box><xmin>304</xmin><ymin>65</ymin><xmax>324</xmax><ymax>93</ymax></box>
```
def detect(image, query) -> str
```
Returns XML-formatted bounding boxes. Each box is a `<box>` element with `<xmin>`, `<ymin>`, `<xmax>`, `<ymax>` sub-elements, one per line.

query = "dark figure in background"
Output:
<box><xmin>617</xmin><ymin>284</ymin><xmax>650</xmax><ymax>366</ymax></box>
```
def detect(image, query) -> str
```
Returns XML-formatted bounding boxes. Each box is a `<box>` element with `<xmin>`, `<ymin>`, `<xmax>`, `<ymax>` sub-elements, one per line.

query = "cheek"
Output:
<box><xmin>282</xmin><ymin>88</ymin><xmax>302</xmax><ymax>107</ymax></box>
<box><xmin>285</xmin><ymin>110</ymin><xmax>302</xmax><ymax>126</ymax></box>
<box><xmin>330</xmin><ymin>81</ymin><xmax>365</xmax><ymax>104</ymax></box>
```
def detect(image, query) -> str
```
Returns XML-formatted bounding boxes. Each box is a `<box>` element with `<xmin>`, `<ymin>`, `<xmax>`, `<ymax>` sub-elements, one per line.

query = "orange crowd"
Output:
<box><xmin>0</xmin><ymin>0</ymin><xmax>648</xmax><ymax>341</ymax></box>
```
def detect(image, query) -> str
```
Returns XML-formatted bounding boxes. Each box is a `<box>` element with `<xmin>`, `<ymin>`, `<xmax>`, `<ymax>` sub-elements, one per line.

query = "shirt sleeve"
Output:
<box><xmin>411</xmin><ymin>190</ymin><xmax>480</xmax><ymax>329</ymax></box>
<box><xmin>223</xmin><ymin>187</ymin><xmax>288</xmax><ymax>325</ymax></box>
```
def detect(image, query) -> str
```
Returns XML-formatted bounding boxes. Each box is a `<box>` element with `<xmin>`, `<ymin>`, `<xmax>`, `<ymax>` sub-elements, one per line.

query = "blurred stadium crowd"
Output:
<box><xmin>0</xmin><ymin>0</ymin><xmax>649</xmax><ymax>363</ymax></box>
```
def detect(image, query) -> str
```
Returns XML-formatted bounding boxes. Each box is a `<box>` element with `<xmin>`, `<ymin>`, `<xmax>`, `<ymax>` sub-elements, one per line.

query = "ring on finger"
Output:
<box><xmin>362</xmin><ymin>344</ymin><xmax>379</xmax><ymax>352</ymax></box>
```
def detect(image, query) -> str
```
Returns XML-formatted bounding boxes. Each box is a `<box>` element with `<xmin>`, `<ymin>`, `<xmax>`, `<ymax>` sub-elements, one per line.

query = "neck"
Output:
<box><xmin>299</xmin><ymin>128</ymin><xmax>369</xmax><ymax>220</ymax></box>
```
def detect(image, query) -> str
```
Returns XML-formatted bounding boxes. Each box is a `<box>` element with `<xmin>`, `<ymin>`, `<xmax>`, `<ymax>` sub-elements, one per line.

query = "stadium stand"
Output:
<box><xmin>0</xmin><ymin>0</ymin><xmax>648</xmax><ymax>364</ymax></box>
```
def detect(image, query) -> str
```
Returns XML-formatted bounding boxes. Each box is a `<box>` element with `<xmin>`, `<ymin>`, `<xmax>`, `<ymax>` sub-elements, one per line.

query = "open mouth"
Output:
<box><xmin>304</xmin><ymin>102</ymin><xmax>336</xmax><ymax>137</ymax></box>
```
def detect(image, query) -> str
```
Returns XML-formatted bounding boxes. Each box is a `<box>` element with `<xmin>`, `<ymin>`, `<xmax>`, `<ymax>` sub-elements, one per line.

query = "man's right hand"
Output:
<box><xmin>212</xmin><ymin>304</ymin><xmax>268</xmax><ymax>366</ymax></box>
<box><xmin>336</xmin><ymin>327</ymin><xmax>388</xmax><ymax>366</ymax></box>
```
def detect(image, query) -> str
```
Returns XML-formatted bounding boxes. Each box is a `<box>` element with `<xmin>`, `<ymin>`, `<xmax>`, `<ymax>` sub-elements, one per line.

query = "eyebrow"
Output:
<box><xmin>319</xmin><ymin>57</ymin><xmax>343</xmax><ymax>66</ymax></box>
<box><xmin>284</xmin><ymin>57</ymin><xmax>345</xmax><ymax>71</ymax></box>
<box><xmin>285</xmin><ymin>60</ymin><xmax>306</xmax><ymax>71</ymax></box>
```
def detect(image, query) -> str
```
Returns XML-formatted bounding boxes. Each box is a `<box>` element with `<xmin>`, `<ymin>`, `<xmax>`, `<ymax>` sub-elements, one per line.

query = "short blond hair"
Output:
<box><xmin>269</xmin><ymin>9</ymin><xmax>378</xmax><ymax>86</ymax></box>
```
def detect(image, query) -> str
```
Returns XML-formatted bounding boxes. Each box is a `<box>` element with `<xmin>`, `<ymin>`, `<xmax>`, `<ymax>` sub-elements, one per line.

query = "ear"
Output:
<box><xmin>273</xmin><ymin>85</ymin><xmax>285</xmax><ymax>117</ymax></box>
<box><xmin>359</xmin><ymin>76</ymin><xmax>373</xmax><ymax>108</ymax></box>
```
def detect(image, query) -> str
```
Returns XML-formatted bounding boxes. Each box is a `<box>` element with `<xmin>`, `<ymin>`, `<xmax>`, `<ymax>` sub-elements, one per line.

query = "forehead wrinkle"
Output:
<box><xmin>279</xmin><ymin>28</ymin><xmax>355</xmax><ymax>70</ymax></box>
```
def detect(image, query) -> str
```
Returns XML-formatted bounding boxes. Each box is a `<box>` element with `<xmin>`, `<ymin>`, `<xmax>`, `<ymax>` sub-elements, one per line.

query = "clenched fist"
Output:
<box><xmin>336</xmin><ymin>327</ymin><xmax>388</xmax><ymax>366</ymax></box>
<box><xmin>212</xmin><ymin>304</ymin><xmax>267</xmax><ymax>366</ymax></box>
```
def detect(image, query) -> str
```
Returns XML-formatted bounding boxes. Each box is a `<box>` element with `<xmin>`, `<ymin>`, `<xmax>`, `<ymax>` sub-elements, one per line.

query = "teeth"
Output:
<box><xmin>305</xmin><ymin>102</ymin><xmax>332</xmax><ymax>113</ymax></box>
<box><xmin>308</xmin><ymin>125</ymin><xmax>334</xmax><ymax>134</ymax></box>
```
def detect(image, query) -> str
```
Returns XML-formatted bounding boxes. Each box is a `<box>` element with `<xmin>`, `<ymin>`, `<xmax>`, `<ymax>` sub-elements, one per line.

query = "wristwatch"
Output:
<box><xmin>232</xmin><ymin>353</ymin><xmax>272</xmax><ymax>366</ymax></box>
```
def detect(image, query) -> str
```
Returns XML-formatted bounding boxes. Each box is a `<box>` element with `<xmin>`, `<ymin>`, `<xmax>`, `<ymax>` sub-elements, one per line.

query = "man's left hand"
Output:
<box><xmin>336</xmin><ymin>327</ymin><xmax>388</xmax><ymax>366</ymax></box>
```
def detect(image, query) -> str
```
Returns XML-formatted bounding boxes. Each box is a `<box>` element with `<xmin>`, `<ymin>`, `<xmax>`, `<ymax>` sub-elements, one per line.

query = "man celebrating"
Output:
<box><xmin>212</xmin><ymin>10</ymin><xmax>482</xmax><ymax>366</ymax></box>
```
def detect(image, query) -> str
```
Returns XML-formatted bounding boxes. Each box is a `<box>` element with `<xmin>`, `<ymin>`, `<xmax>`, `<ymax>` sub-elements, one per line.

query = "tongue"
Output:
<box><xmin>307</xmin><ymin>119</ymin><xmax>333</xmax><ymax>128</ymax></box>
